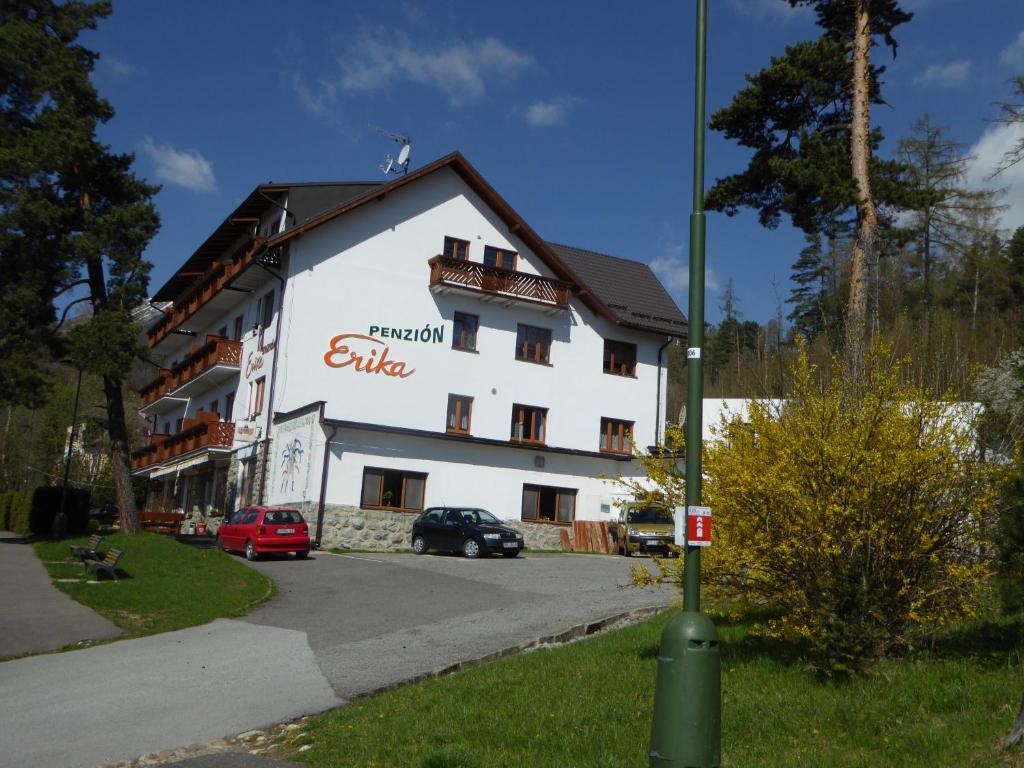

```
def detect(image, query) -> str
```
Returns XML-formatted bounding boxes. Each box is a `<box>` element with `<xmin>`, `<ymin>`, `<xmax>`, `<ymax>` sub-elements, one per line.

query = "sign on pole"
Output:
<box><xmin>673</xmin><ymin>506</ymin><xmax>686</xmax><ymax>546</ymax></box>
<box><xmin>686</xmin><ymin>506</ymin><xmax>712</xmax><ymax>547</ymax></box>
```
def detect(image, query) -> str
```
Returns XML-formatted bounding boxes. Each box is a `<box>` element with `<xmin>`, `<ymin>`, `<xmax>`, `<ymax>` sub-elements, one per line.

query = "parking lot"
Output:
<box><xmin>242</xmin><ymin>550</ymin><xmax>677</xmax><ymax>699</ymax></box>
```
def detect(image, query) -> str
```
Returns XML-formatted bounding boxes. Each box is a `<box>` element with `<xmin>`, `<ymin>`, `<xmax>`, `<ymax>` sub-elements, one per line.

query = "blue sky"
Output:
<box><xmin>84</xmin><ymin>0</ymin><xmax>1024</xmax><ymax>324</ymax></box>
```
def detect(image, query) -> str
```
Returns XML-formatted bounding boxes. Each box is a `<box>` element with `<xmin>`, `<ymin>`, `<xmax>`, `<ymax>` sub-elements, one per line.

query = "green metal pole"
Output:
<box><xmin>684</xmin><ymin>0</ymin><xmax>708</xmax><ymax>616</ymax></box>
<box><xmin>648</xmin><ymin>2</ymin><xmax>720</xmax><ymax>765</ymax></box>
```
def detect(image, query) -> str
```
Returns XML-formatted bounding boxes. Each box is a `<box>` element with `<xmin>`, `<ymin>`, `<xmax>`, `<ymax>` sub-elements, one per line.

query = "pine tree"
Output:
<box><xmin>707</xmin><ymin>0</ymin><xmax>913</xmax><ymax>338</ymax></box>
<box><xmin>0</xmin><ymin>1</ymin><xmax>159</xmax><ymax>534</ymax></box>
<box><xmin>1007</xmin><ymin>227</ymin><xmax>1024</xmax><ymax>313</ymax></box>
<box><xmin>896</xmin><ymin>114</ymin><xmax>1004</xmax><ymax>346</ymax></box>
<box><xmin>787</xmin><ymin>235</ymin><xmax>832</xmax><ymax>342</ymax></box>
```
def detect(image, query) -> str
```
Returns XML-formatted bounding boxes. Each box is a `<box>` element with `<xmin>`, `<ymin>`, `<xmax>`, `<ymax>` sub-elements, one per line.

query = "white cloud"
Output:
<box><xmin>338</xmin><ymin>31</ymin><xmax>534</xmax><ymax>107</ymax></box>
<box><xmin>964</xmin><ymin>121</ymin><xmax>1024</xmax><ymax>233</ymax></box>
<box><xmin>649</xmin><ymin>230</ymin><xmax>720</xmax><ymax>300</ymax></box>
<box><xmin>1001</xmin><ymin>30</ymin><xmax>1024</xmax><ymax>68</ymax></box>
<box><xmin>100</xmin><ymin>55</ymin><xmax>134</xmax><ymax>78</ymax></box>
<box><xmin>290</xmin><ymin>71</ymin><xmax>332</xmax><ymax>117</ymax></box>
<box><xmin>726</xmin><ymin>0</ymin><xmax>811</xmax><ymax>22</ymax></box>
<box><xmin>140</xmin><ymin>137</ymin><xmax>216</xmax><ymax>193</ymax></box>
<box><xmin>913</xmin><ymin>59</ymin><xmax>971</xmax><ymax>87</ymax></box>
<box><xmin>524</xmin><ymin>98</ymin><xmax>580</xmax><ymax>127</ymax></box>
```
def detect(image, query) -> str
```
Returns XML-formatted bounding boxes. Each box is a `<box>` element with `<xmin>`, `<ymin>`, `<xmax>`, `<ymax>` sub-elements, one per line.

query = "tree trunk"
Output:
<box><xmin>847</xmin><ymin>0</ymin><xmax>877</xmax><ymax>337</ymax></box>
<box><xmin>81</xmin><ymin>205</ymin><xmax>139</xmax><ymax>535</ymax></box>
<box><xmin>102</xmin><ymin>374</ymin><xmax>139</xmax><ymax>534</ymax></box>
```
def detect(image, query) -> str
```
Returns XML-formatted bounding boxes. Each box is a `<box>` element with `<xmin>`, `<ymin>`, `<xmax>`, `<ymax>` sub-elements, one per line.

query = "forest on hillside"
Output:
<box><xmin>662</xmin><ymin>4</ymin><xmax>1024</xmax><ymax>416</ymax></box>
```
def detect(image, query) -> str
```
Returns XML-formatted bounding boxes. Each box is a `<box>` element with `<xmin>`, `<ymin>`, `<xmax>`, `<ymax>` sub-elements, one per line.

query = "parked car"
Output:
<box><xmin>411</xmin><ymin>507</ymin><xmax>524</xmax><ymax>559</ymax></box>
<box><xmin>218</xmin><ymin>506</ymin><xmax>310</xmax><ymax>561</ymax></box>
<box><xmin>614</xmin><ymin>503</ymin><xmax>675</xmax><ymax>557</ymax></box>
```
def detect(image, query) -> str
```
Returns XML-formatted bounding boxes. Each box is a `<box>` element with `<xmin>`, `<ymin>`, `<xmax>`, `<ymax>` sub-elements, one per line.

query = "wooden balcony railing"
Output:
<box><xmin>148</xmin><ymin>238</ymin><xmax>263</xmax><ymax>348</ymax></box>
<box><xmin>428</xmin><ymin>256</ymin><xmax>570</xmax><ymax>309</ymax></box>
<box><xmin>139</xmin><ymin>336</ymin><xmax>242</xmax><ymax>407</ymax></box>
<box><xmin>132</xmin><ymin>414</ymin><xmax>235</xmax><ymax>471</ymax></box>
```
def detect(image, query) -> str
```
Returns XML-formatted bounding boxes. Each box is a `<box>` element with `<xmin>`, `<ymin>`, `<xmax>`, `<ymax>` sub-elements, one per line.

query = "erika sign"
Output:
<box><xmin>324</xmin><ymin>333</ymin><xmax>416</xmax><ymax>378</ymax></box>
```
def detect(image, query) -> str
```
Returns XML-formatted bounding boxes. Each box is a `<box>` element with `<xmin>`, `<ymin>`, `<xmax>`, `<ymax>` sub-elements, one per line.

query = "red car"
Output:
<box><xmin>217</xmin><ymin>506</ymin><xmax>310</xmax><ymax>561</ymax></box>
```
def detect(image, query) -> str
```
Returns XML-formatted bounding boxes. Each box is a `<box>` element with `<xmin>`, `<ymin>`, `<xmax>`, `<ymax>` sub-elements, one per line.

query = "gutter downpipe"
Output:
<box><xmin>655</xmin><ymin>337</ymin><xmax>673</xmax><ymax>446</ymax></box>
<box><xmin>316</xmin><ymin>412</ymin><xmax>338</xmax><ymax>550</ymax></box>
<box><xmin>252</xmin><ymin>242</ymin><xmax>285</xmax><ymax>505</ymax></box>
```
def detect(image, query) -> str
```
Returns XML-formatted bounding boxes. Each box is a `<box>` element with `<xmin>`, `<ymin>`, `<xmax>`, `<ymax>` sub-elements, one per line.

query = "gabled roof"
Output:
<box><xmin>152</xmin><ymin>181</ymin><xmax>381</xmax><ymax>301</ymax></box>
<box><xmin>153</xmin><ymin>152</ymin><xmax>687</xmax><ymax>338</ymax></box>
<box><xmin>547</xmin><ymin>243</ymin><xmax>687</xmax><ymax>337</ymax></box>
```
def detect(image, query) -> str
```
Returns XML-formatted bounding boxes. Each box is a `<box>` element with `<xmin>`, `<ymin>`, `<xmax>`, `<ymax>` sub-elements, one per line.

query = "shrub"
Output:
<box><xmin>997</xmin><ymin>455</ymin><xmax>1024</xmax><ymax>614</ymax></box>
<box><xmin>8</xmin><ymin>489</ymin><xmax>33</xmax><ymax>535</ymax></box>
<box><xmin>27</xmin><ymin>486</ymin><xmax>90</xmax><ymax>536</ymax></box>
<box><xmin>0</xmin><ymin>491</ymin><xmax>12</xmax><ymax>531</ymax></box>
<box><xmin>634</xmin><ymin>342</ymin><xmax>999</xmax><ymax>674</ymax></box>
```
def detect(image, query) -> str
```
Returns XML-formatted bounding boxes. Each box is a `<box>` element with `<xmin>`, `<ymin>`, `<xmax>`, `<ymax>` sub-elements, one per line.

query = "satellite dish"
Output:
<box><xmin>370</xmin><ymin>125</ymin><xmax>412</xmax><ymax>177</ymax></box>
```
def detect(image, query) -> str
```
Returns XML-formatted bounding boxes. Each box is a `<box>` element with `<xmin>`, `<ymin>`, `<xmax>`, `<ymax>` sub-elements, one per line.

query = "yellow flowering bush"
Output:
<box><xmin>636</xmin><ymin>342</ymin><xmax>998</xmax><ymax>673</ymax></box>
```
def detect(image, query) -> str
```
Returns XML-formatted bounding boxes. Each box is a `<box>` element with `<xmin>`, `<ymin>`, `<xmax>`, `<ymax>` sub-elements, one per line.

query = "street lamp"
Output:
<box><xmin>648</xmin><ymin>1</ymin><xmax>721</xmax><ymax>765</ymax></box>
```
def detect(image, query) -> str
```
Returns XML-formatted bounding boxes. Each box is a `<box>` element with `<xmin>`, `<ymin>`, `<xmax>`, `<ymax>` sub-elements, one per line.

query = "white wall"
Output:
<box><xmin>275</xmin><ymin>167</ymin><xmax>669</xmax><ymax>453</ymax></box>
<box><xmin>319</xmin><ymin>426</ymin><xmax>643</xmax><ymax>523</ymax></box>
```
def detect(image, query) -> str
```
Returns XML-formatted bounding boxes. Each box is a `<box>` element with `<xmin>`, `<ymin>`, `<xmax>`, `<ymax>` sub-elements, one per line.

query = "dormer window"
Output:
<box><xmin>443</xmin><ymin>236</ymin><xmax>470</xmax><ymax>260</ymax></box>
<box><xmin>483</xmin><ymin>246</ymin><xmax>516</xmax><ymax>270</ymax></box>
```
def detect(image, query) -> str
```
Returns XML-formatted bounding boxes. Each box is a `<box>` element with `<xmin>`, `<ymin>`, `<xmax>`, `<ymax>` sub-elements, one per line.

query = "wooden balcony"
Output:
<box><xmin>428</xmin><ymin>256</ymin><xmax>570</xmax><ymax>310</ymax></box>
<box><xmin>147</xmin><ymin>239</ymin><xmax>262</xmax><ymax>348</ymax></box>
<box><xmin>132</xmin><ymin>413</ymin><xmax>235</xmax><ymax>471</ymax></box>
<box><xmin>139</xmin><ymin>336</ymin><xmax>242</xmax><ymax>408</ymax></box>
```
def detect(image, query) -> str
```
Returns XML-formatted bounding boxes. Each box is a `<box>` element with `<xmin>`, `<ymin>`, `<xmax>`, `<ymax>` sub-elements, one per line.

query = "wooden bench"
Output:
<box><xmin>139</xmin><ymin>512</ymin><xmax>184</xmax><ymax>534</ymax></box>
<box><xmin>70</xmin><ymin>534</ymin><xmax>103</xmax><ymax>562</ymax></box>
<box><xmin>84</xmin><ymin>548</ymin><xmax>123</xmax><ymax>581</ymax></box>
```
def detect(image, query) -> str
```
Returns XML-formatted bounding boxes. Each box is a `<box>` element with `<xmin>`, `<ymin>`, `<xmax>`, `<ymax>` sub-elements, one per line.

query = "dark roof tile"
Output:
<box><xmin>546</xmin><ymin>242</ymin><xmax>687</xmax><ymax>338</ymax></box>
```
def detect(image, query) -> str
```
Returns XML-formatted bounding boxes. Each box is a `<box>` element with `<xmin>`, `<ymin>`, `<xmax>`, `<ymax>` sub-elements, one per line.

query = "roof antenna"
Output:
<box><xmin>370</xmin><ymin>125</ymin><xmax>411</xmax><ymax>176</ymax></box>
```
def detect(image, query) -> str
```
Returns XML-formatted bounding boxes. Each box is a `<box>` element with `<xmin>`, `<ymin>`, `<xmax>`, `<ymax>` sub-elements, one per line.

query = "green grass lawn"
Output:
<box><xmin>34</xmin><ymin>531</ymin><xmax>274</xmax><ymax>637</ymax></box>
<box><xmin>274</xmin><ymin>609</ymin><xmax>1024</xmax><ymax>768</ymax></box>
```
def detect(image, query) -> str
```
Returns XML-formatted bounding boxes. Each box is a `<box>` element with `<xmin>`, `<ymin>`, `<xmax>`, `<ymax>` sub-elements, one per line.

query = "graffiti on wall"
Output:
<box><xmin>279</xmin><ymin>437</ymin><xmax>305</xmax><ymax>494</ymax></box>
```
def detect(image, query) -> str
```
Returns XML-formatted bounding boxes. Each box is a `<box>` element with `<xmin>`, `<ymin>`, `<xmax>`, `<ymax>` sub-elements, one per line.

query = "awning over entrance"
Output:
<box><xmin>149</xmin><ymin>453</ymin><xmax>217</xmax><ymax>479</ymax></box>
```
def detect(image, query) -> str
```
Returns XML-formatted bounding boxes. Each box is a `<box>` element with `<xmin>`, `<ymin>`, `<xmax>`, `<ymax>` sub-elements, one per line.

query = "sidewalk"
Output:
<box><xmin>0</xmin><ymin>531</ymin><xmax>122</xmax><ymax>658</ymax></box>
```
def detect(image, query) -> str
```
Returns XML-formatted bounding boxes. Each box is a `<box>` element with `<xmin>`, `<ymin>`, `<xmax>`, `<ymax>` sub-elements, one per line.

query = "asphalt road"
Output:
<box><xmin>243</xmin><ymin>550</ymin><xmax>675</xmax><ymax>699</ymax></box>
<box><xmin>0</xmin><ymin>549</ymin><xmax>674</xmax><ymax>767</ymax></box>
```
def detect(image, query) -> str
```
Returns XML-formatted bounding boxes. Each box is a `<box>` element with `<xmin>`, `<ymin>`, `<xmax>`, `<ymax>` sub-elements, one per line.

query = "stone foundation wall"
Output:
<box><xmin>515</xmin><ymin>520</ymin><xmax>568</xmax><ymax>551</ymax></box>
<box><xmin>311</xmin><ymin>505</ymin><xmax>571</xmax><ymax>552</ymax></box>
<box><xmin>314</xmin><ymin>505</ymin><xmax>417</xmax><ymax>550</ymax></box>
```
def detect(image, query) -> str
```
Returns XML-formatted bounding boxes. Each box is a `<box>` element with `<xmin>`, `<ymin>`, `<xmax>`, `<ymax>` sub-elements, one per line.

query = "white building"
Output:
<box><xmin>134</xmin><ymin>153</ymin><xmax>687</xmax><ymax>549</ymax></box>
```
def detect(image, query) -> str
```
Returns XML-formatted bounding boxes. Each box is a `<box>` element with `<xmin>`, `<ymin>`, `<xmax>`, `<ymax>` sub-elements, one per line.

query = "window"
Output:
<box><xmin>515</xmin><ymin>324</ymin><xmax>552</xmax><ymax>364</ymax></box>
<box><xmin>521</xmin><ymin>484</ymin><xmax>576</xmax><ymax>525</ymax></box>
<box><xmin>452</xmin><ymin>312</ymin><xmax>478</xmax><ymax>351</ymax></box>
<box><xmin>224</xmin><ymin>393</ymin><xmax>235</xmax><ymax>422</ymax></box>
<box><xmin>260</xmin><ymin>289</ymin><xmax>275</xmax><ymax>328</ymax></box>
<box><xmin>511</xmin><ymin>404</ymin><xmax>547</xmax><ymax>444</ymax></box>
<box><xmin>249</xmin><ymin>377</ymin><xmax>266</xmax><ymax>417</ymax></box>
<box><xmin>233</xmin><ymin>315</ymin><xmax>244</xmax><ymax>341</ymax></box>
<box><xmin>210</xmin><ymin>400</ymin><xmax>220</xmax><ymax>419</ymax></box>
<box><xmin>163</xmin><ymin>420</ymin><xmax>171</xmax><ymax>435</ymax></box>
<box><xmin>483</xmin><ymin>246</ymin><xmax>517</xmax><ymax>271</ymax></box>
<box><xmin>360</xmin><ymin>467</ymin><xmax>427</xmax><ymax>511</ymax></box>
<box><xmin>174</xmin><ymin>417</ymin><xmax>184</xmax><ymax>433</ymax></box>
<box><xmin>446</xmin><ymin>394</ymin><xmax>473</xmax><ymax>435</ymax></box>
<box><xmin>443</xmin><ymin>236</ymin><xmax>470</xmax><ymax>260</ymax></box>
<box><xmin>603</xmin><ymin>339</ymin><xmax>637</xmax><ymax>377</ymax></box>
<box><xmin>600</xmin><ymin>418</ymin><xmax>634</xmax><ymax>454</ymax></box>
